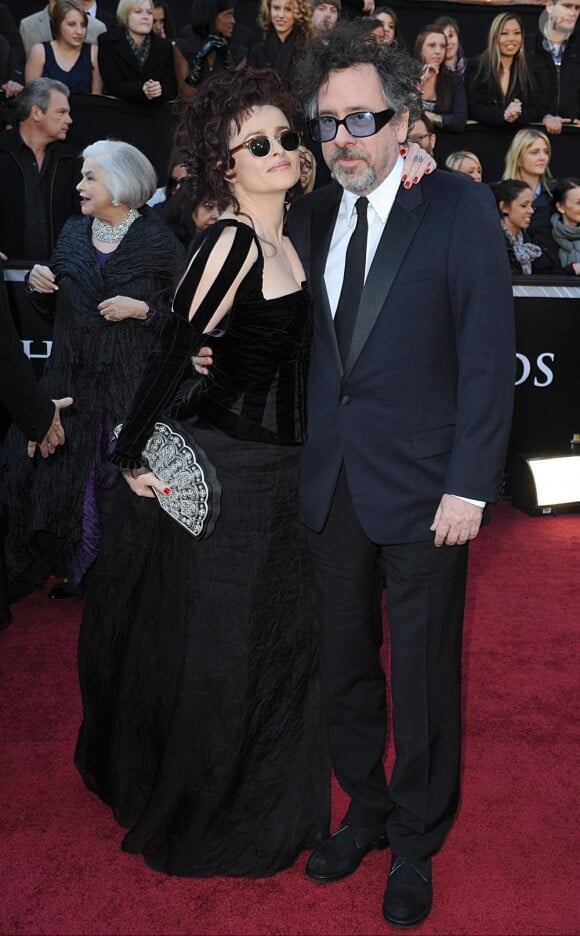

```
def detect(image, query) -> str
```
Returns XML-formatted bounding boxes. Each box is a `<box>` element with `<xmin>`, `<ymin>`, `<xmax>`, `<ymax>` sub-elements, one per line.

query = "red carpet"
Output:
<box><xmin>1</xmin><ymin>503</ymin><xmax>578</xmax><ymax>935</ymax></box>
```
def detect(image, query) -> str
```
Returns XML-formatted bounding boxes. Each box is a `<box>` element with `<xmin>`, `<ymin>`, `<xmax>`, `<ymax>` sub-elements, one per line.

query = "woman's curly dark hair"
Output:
<box><xmin>174</xmin><ymin>68</ymin><xmax>297</xmax><ymax>213</ymax></box>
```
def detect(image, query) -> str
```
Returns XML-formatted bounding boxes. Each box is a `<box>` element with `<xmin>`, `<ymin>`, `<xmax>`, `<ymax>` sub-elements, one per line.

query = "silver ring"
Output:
<box><xmin>415</xmin><ymin>155</ymin><xmax>424</xmax><ymax>163</ymax></box>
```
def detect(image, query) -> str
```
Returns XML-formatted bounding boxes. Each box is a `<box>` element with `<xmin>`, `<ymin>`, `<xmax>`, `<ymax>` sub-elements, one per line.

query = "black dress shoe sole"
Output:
<box><xmin>305</xmin><ymin>836</ymin><xmax>389</xmax><ymax>883</ymax></box>
<box><xmin>383</xmin><ymin>904</ymin><xmax>432</xmax><ymax>928</ymax></box>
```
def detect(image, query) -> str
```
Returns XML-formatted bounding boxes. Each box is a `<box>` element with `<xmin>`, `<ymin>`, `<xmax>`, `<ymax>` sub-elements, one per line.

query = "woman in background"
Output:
<box><xmin>25</xmin><ymin>0</ymin><xmax>102</xmax><ymax>94</ymax></box>
<box><xmin>466</xmin><ymin>13</ymin><xmax>538</xmax><ymax>127</ymax></box>
<box><xmin>493</xmin><ymin>178</ymin><xmax>546</xmax><ymax>275</ymax></box>
<box><xmin>434</xmin><ymin>15</ymin><xmax>465</xmax><ymax>75</ymax></box>
<box><xmin>299</xmin><ymin>145</ymin><xmax>316</xmax><ymax>193</ymax></box>
<box><xmin>160</xmin><ymin>185</ymin><xmax>221</xmax><ymax>243</ymax></box>
<box><xmin>413</xmin><ymin>25</ymin><xmax>467</xmax><ymax>132</ymax></box>
<box><xmin>548</xmin><ymin>178</ymin><xmax>580</xmax><ymax>275</ymax></box>
<box><xmin>98</xmin><ymin>0</ymin><xmax>178</xmax><ymax>105</ymax></box>
<box><xmin>1</xmin><ymin>141</ymin><xmax>183</xmax><ymax>600</ymax></box>
<box><xmin>445</xmin><ymin>150</ymin><xmax>483</xmax><ymax>181</ymax></box>
<box><xmin>371</xmin><ymin>7</ymin><xmax>404</xmax><ymax>47</ymax></box>
<box><xmin>179</xmin><ymin>0</ymin><xmax>246</xmax><ymax>93</ymax></box>
<box><xmin>502</xmin><ymin>127</ymin><xmax>554</xmax><ymax>240</ymax></box>
<box><xmin>152</xmin><ymin>0</ymin><xmax>176</xmax><ymax>39</ymax></box>
<box><xmin>248</xmin><ymin>0</ymin><xmax>310</xmax><ymax>84</ymax></box>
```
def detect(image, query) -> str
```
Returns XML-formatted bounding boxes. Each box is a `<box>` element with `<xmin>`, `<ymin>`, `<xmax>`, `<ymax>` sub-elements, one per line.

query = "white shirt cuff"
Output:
<box><xmin>452</xmin><ymin>495</ymin><xmax>485</xmax><ymax>509</ymax></box>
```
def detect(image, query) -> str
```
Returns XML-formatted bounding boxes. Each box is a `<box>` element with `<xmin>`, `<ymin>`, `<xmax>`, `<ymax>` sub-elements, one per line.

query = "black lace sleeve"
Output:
<box><xmin>111</xmin><ymin>220</ymin><xmax>259</xmax><ymax>470</ymax></box>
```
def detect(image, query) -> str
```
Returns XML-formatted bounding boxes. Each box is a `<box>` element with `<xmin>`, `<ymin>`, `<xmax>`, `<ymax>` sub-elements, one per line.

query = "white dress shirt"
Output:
<box><xmin>324</xmin><ymin>157</ymin><xmax>404</xmax><ymax>317</ymax></box>
<box><xmin>323</xmin><ymin>157</ymin><xmax>485</xmax><ymax>510</ymax></box>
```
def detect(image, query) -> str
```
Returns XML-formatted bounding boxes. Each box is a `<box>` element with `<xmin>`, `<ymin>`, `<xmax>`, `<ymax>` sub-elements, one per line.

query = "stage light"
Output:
<box><xmin>510</xmin><ymin>452</ymin><xmax>580</xmax><ymax>516</ymax></box>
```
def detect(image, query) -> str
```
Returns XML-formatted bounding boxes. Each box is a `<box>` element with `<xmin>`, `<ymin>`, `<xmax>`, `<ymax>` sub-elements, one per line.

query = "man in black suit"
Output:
<box><xmin>0</xmin><ymin>268</ymin><xmax>72</xmax><ymax>627</ymax></box>
<box><xmin>288</xmin><ymin>24</ymin><xmax>515</xmax><ymax>928</ymax></box>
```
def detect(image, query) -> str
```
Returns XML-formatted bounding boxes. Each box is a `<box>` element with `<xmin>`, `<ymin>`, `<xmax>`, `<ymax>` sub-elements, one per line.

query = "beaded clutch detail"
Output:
<box><xmin>115</xmin><ymin>420</ymin><xmax>221</xmax><ymax>539</ymax></box>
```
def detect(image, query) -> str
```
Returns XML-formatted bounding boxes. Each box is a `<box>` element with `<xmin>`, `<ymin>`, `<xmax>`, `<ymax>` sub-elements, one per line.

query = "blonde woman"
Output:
<box><xmin>503</xmin><ymin>127</ymin><xmax>554</xmax><ymax>239</ymax></box>
<box><xmin>445</xmin><ymin>150</ymin><xmax>482</xmax><ymax>182</ymax></box>
<box><xmin>466</xmin><ymin>13</ymin><xmax>538</xmax><ymax>127</ymax></box>
<box><xmin>248</xmin><ymin>0</ymin><xmax>310</xmax><ymax>83</ymax></box>
<box><xmin>25</xmin><ymin>0</ymin><xmax>102</xmax><ymax>94</ymax></box>
<box><xmin>97</xmin><ymin>0</ymin><xmax>178</xmax><ymax>104</ymax></box>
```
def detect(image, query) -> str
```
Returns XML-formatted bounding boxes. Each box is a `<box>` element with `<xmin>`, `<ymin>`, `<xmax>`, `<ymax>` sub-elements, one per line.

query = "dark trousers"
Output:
<box><xmin>305</xmin><ymin>468</ymin><xmax>468</xmax><ymax>859</ymax></box>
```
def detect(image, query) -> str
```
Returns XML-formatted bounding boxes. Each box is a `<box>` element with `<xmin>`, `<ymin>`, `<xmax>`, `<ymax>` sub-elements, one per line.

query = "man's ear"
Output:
<box><xmin>30</xmin><ymin>104</ymin><xmax>43</xmax><ymax>123</ymax></box>
<box><xmin>395</xmin><ymin>107</ymin><xmax>409</xmax><ymax>144</ymax></box>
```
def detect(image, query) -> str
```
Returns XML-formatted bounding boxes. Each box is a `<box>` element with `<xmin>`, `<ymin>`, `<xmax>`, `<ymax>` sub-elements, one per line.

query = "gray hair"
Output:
<box><xmin>15</xmin><ymin>78</ymin><xmax>70</xmax><ymax>122</ymax></box>
<box><xmin>116</xmin><ymin>0</ymin><xmax>153</xmax><ymax>27</ymax></box>
<box><xmin>295</xmin><ymin>21</ymin><xmax>422</xmax><ymax>123</ymax></box>
<box><xmin>82</xmin><ymin>140</ymin><xmax>157</xmax><ymax>208</ymax></box>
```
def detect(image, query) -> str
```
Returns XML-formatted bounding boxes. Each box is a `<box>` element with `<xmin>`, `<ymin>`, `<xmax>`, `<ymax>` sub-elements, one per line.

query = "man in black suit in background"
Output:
<box><xmin>288</xmin><ymin>24</ymin><xmax>515</xmax><ymax>928</ymax></box>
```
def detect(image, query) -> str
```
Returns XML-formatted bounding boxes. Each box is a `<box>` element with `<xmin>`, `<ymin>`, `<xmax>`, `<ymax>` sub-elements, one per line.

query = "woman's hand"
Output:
<box><xmin>143</xmin><ymin>79</ymin><xmax>162</xmax><ymax>99</ymax></box>
<box><xmin>28</xmin><ymin>265</ymin><xmax>58</xmax><ymax>293</ymax></box>
<box><xmin>122</xmin><ymin>469</ymin><xmax>172</xmax><ymax>499</ymax></box>
<box><xmin>421</xmin><ymin>63</ymin><xmax>439</xmax><ymax>81</ymax></box>
<box><xmin>400</xmin><ymin>142</ymin><xmax>435</xmax><ymax>189</ymax></box>
<box><xmin>98</xmin><ymin>296</ymin><xmax>148</xmax><ymax>322</ymax></box>
<box><xmin>192</xmin><ymin>345</ymin><xmax>213</xmax><ymax>375</ymax></box>
<box><xmin>504</xmin><ymin>99</ymin><xmax>522</xmax><ymax>123</ymax></box>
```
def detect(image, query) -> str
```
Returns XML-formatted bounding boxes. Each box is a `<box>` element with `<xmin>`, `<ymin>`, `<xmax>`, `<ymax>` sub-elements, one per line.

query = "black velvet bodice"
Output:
<box><xmin>112</xmin><ymin>219</ymin><xmax>312</xmax><ymax>470</ymax></box>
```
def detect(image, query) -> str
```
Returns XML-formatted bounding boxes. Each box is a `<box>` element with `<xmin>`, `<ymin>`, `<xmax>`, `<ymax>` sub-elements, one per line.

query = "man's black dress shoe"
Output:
<box><xmin>383</xmin><ymin>855</ymin><xmax>432</xmax><ymax>928</ymax></box>
<box><xmin>305</xmin><ymin>823</ymin><xmax>389</xmax><ymax>883</ymax></box>
<box><xmin>48</xmin><ymin>581</ymin><xmax>83</xmax><ymax>600</ymax></box>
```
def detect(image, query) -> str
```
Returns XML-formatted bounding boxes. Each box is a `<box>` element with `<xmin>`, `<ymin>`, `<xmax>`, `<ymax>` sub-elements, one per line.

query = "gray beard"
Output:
<box><xmin>331</xmin><ymin>162</ymin><xmax>377</xmax><ymax>195</ymax></box>
<box><xmin>328</xmin><ymin>147</ymin><xmax>378</xmax><ymax>194</ymax></box>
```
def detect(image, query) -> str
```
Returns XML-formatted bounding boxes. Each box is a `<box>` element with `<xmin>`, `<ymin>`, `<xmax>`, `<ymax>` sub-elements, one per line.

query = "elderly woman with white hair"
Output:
<box><xmin>2</xmin><ymin>139</ymin><xmax>184</xmax><ymax>600</ymax></box>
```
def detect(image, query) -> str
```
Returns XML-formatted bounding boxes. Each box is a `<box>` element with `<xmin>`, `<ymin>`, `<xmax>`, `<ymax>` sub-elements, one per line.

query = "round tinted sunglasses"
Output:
<box><xmin>307</xmin><ymin>108</ymin><xmax>395</xmax><ymax>143</ymax></box>
<box><xmin>229</xmin><ymin>129</ymin><xmax>302</xmax><ymax>158</ymax></box>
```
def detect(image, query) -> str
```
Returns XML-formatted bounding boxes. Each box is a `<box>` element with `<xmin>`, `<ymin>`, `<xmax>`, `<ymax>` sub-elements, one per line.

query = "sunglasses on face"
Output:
<box><xmin>229</xmin><ymin>129</ymin><xmax>302</xmax><ymax>158</ymax></box>
<box><xmin>307</xmin><ymin>108</ymin><xmax>395</xmax><ymax>143</ymax></box>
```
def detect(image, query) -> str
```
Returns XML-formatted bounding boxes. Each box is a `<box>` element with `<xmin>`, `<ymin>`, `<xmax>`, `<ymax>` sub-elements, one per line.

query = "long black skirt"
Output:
<box><xmin>75</xmin><ymin>426</ymin><xmax>329</xmax><ymax>877</ymax></box>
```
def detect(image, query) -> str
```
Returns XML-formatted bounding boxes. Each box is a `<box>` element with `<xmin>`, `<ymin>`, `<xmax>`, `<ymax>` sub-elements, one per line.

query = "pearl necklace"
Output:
<box><xmin>92</xmin><ymin>208</ymin><xmax>140</xmax><ymax>243</ymax></box>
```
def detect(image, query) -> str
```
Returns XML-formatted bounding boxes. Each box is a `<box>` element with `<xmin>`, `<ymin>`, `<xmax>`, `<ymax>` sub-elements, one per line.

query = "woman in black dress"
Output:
<box><xmin>75</xmin><ymin>68</ymin><xmax>329</xmax><ymax>877</ymax></box>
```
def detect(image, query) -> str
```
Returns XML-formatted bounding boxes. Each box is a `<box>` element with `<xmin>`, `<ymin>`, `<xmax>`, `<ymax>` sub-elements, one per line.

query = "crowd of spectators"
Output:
<box><xmin>0</xmin><ymin>0</ymin><xmax>579</xmax><ymax>276</ymax></box>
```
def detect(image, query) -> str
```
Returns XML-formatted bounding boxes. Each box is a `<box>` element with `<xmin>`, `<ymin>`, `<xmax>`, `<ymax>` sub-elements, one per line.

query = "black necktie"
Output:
<box><xmin>334</xmin><ymin>196</ymin><xmax>368</xmax><ymax>365</ymax></box>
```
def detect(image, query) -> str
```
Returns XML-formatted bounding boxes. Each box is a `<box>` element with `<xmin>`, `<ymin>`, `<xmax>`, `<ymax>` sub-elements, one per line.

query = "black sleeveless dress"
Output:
<box><xmin>75</xmin><ymin>219</ymin><xmax>329</xmax><ymax>877</ymax></box>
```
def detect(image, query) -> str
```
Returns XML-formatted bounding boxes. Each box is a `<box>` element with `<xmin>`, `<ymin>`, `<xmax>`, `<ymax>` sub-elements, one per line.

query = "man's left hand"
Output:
<box><xmin>430</xmin><ymin>493</ymin><xmax>483</xmax><ymax>547</ymax></box>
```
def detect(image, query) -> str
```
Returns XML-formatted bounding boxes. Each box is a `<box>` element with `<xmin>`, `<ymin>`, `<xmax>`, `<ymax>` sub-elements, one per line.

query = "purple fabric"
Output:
<box><xmin>68</xmin><ymin>415</ymin><xmax>116</xmax><ymax>585</ymax></box>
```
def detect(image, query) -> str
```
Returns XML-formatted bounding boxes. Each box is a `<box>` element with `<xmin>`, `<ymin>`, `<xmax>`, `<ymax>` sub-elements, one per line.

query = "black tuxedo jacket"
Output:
<box><xmin>98</xmin><ymin>28</ymin><xmax>177</xmax><ymax>104</ymax></box>
<box><xmin>287</xmin><ymin>170</ymin><xmax>516</xmax><ymax>544</ymax></box>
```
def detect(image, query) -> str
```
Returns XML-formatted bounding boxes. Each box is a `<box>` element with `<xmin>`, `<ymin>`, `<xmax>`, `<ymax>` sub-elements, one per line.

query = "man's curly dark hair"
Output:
<box><xmin>294</xmin><ymin>21</ymin><xmax>423</xmax><ymax>126</ymax></box>
<box><xmin>174</xmin><ymin>69</ymin><xmax>298</xmax><ymax>213</ymax></box>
